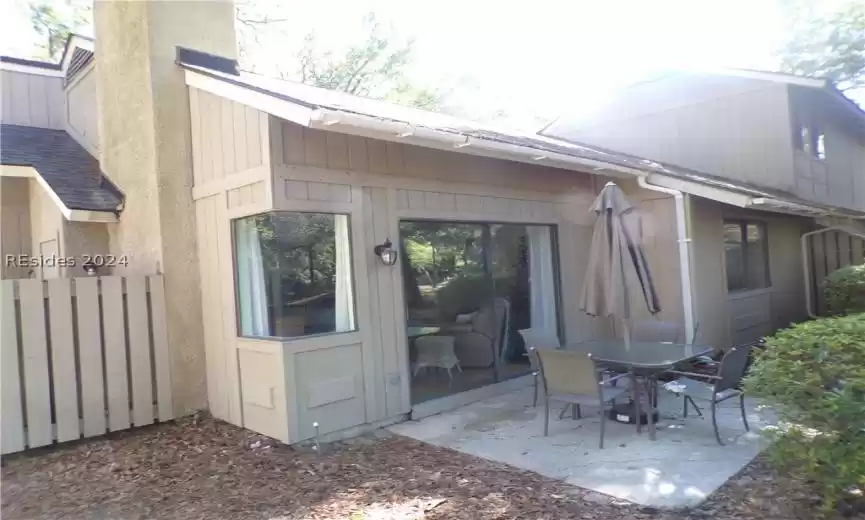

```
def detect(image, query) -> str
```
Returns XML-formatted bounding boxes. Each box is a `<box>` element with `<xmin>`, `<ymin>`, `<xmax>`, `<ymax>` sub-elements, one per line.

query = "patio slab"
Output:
<box><xmin>389</xmin><ymin>385</ymin><xmax>773</xmax><ymax>508</ymax></box>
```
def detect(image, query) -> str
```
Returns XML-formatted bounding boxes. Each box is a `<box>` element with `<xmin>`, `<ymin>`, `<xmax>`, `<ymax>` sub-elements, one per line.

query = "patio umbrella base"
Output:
<box><xmin>609</xmin><ymin>402</ymin><xmax>658</xmax><ymax>425</ymax></box>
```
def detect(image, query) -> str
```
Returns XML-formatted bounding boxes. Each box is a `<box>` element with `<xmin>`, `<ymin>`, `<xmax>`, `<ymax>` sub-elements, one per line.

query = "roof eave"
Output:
<box><xmin>0</xmin><ymin>165</ymin><xmax>120</xmax><ymax>222</ymax></box>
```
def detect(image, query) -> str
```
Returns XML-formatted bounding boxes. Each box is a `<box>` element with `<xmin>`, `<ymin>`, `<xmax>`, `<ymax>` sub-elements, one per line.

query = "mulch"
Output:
<box><xmin>0</xmin><ymin>414</ymin><xmax>854</xmax><ymax>520</ymax></box>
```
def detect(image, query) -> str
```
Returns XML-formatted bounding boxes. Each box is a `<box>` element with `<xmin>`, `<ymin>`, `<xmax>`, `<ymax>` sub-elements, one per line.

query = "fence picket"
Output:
<box><xmin>47</xmin><ymin>279</ymin><xmax>80</xmax><ymax>443</ymax></box>
<box><xmin>75</xmin><ymin>277</ymin><xmax>107</xmax><ymax>437</ymax></box>
<box><xmin>148</xmin><ymin>276</ymin><xmax>174</xmax><ymax>421</ymax></box>
<box><xmin>1</xmin><ymin>280</ymin><xmax>25</xmax><ymax>454</ymax></box>
<box><xmin>18</xmin><ymin>279</ymin><xmax>52</xmax><ymax>448</ymax></box>
<box><xmin>101</xmin><ymin>276</ymin><xmax>130</xmax><ymax>431</ymax></box>
<box><xmin>127</xmin><ymin>277</ymin><xmax>154</xmax><ymax>426</ymax></box>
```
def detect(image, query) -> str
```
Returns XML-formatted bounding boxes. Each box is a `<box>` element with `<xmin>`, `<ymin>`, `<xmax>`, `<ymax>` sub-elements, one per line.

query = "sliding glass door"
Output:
<box><xmin>400</xmin><ymin>220</ymin><xmax>560</xmax><ymax>404</ymax></box>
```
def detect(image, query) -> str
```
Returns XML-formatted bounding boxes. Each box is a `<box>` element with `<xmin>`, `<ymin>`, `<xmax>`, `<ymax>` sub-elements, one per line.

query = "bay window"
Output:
<box><xmin>233</xmin><ymin>212</ymin><xmax>356</xmax><ymax>338</ymax></box>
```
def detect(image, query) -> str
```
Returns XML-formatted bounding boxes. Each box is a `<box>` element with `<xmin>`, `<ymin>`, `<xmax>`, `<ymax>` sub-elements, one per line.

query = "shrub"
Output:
<box><xmin>744</xmin><ymin>313</ymin><xmax>865</xmax><ymax>515</ymax></box>
<box><xmin>824</xmin><ymin>264</ymin><xmax>865</xmax><ymax>315</ymax></box>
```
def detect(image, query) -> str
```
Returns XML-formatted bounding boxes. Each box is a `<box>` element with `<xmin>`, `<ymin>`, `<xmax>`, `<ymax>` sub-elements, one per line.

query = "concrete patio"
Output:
<box><xmin>389</xmin><ymin>383</ymin><xmax>773</xmax><ymax>508</ymax></box>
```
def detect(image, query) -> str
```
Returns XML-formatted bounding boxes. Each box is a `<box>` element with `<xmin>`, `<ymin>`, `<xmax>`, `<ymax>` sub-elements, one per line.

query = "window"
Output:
<box><xmin>795</xmin><ymin>122</ymin><xmax>826</xmax><ymax>160</ymax></box>
<box><xmin>233</xmin><ymin>212</ymin><xmax>355</xmax><ymax>338</ymax></box>
<box><xmin>724</xmin><ymin>220</ymin><xmax>769</xmax><ymax>292</ymax></box>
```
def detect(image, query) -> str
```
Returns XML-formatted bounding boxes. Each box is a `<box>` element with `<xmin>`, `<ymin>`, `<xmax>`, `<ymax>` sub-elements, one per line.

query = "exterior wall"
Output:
<box><xmin>65</xmin><ymin>65</ymin><xmax>100</xmax><ymax>156</ymax></box>
<box><xmin>690</xmin><ymin>197</ymin><xmax>809</xmax><ymax>350</ymax></box>
<box><xmin>0</xmin><ymin>178</ymin><xmax>32</xmax><ymax>279</ymax></box>
<box><xmin>28</xmin><ymin>179</ymin><xmax>66</xmax><ymax>279</ymax></box>
<box><xmin>551</xmin><ymin>75</ymin><xmax>796</xmax><ymax>193</ymax></box>
<box><xmin>188</xmin><ymin>88</ymin><xmax>270</xmax><ymax>428</ymax></box>
<box><xmin>63</xmin><ymin>221</ymin><xmax>110</xmax><ymax>277</ymax></box>
<box><xmin>94</xmin><ymin>0</ymin><xmax>237</xmax><ymax>414</ymax></box>
<box><xmin>189</xmin><ymin>89</ymin><xmax>688</xmax><ymax>443</ymax></box>
<box><xmin>0</xmin><ymin>69</ymin><xmax>65</xmax><ymax>129</ymax></box>
<box><xmin>790</xmin><ymin>92</ymin><xmax>865</xmax><ymax>211</ymax></box>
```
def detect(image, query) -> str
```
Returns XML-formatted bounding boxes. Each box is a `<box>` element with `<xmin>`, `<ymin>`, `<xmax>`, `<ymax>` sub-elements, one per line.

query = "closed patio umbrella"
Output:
<box><xmin>580</xmin><ymin>182</ymin><xmax>661</xmax><ymax>346</ymax></box>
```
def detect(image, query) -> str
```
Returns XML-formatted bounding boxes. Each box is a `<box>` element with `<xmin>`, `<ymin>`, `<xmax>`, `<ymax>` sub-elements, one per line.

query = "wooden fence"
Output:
<box><xmin>1</xmin><ymin>276</ymin><xmax>173</xmax><ymax>454</ymax></box>
<box><xmin>807</xmin><ymin>230</ymin><xmax>865</xmax><ymax>315</ymax></box>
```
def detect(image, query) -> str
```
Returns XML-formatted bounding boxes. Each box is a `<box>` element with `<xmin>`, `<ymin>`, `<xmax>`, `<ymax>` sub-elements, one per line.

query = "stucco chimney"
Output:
<box><xmin>94</xmin><ymin>0</ymin><xmax>237</xmax><ymax>414</ymax></box>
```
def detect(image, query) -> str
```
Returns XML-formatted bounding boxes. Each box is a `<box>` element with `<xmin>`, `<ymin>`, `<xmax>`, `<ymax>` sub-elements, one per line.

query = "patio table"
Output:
<box><xmin>564</xmin><ymin>340</ymin><xmax>712</xmax><ymax>440</ymax></box>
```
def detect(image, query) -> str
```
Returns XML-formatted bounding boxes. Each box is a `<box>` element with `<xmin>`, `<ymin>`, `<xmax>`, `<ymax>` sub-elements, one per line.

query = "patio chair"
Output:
<box><xmin>448</xmin><ymin>298</ymin><xmax>510</xmax><ymax>369</ymax></box>
<box><xmin>518</xmin><ymin>328</ymin><xmax>561</xmax><ymax>407</ymax></box>
<box><xmin>413</xmin><ymin>335</ymin><xmax>461</xmax><ymax>384</ymax></box>
<box><xmin>532</xmin><ymin>348</ymin><xmax>630</xmax><ymax>448</ymax></box>
<box><xmin>664</xmin><ymin>345</ymin><xmax>751</xmax><ymax>445</ymax></box>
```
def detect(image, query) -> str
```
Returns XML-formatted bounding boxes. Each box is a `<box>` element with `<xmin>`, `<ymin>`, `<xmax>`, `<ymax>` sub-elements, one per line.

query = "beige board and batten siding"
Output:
<box><xmin>188</xmin><ymin>84</ymin><xmax>686</xmax><ymax>443</ymax></box>
<box><xmin>188</xmin><ymin>87</ymin><xmax>271</xmax><ymax>429</ymax></box>
<box><xmin>268</xmin><ymin>120</ymin><xmax>672</xmax><ymax>442</ymax></box>
<box><xmin>556</xmin><ymin>75</ymin><xmax>797</xmax><ymax>193</ymax></box>
<box><xmin>0</xmin><ymin>69</ymin><xmax>65</xmax><ymax>129</ymax></box>
<box><xmin>690</xmin><ymin>198</ymin><xmax>809</xmax><ymax>349</ymax></box>
<box><xmin>0</xmin><ymin>177</ymin><xmax>32</xmax><ymax>279</ymax></box>
<box><xmin>64</xmin><ymin>65</ymin><xmax>100</xmax><ymax>156</ymax></box>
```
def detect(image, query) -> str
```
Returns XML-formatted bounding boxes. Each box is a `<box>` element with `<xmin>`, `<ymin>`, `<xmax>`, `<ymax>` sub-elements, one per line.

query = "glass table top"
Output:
<box><xmin>564</xmin><ymin>340</ymin><xmax>712</xmax><ymax>370</ymax></box>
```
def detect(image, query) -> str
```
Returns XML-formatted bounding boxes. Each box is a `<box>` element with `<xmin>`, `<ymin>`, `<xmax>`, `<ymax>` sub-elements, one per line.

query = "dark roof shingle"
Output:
<box><xmin>1</xmin><ymin>124</ymin><xmax>123</xmax><ymax>212</ymax></box>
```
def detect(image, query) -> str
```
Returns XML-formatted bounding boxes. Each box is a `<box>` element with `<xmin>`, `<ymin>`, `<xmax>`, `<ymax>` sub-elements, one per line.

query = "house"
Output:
<box><xmin>2</xmin><ymin>1</ymin><xmax>864</xmax><ymax>447</ymax></box>
<box><xmin>541</xmin><ymin>70</ymin><xmax>865</xmax><ymax>349</ymax></box>
<box><xmin>1</xmin><ymin>36</ymin><xmax>120</xmax><ymax>281</ymax></box>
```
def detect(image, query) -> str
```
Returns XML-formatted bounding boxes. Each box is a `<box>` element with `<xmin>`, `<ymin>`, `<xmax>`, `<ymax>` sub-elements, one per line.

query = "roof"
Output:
<box><xmin>65</xmin><ymin>46</ymin><xmax>94</xmax><ymax>85</ymax></box>
<box><xmin>0</xmin><ymin>125</ymin><xmax>123</xmax><ymax>212</ymax></box>
<box><xmin>176</xmin><ymin>47</ymin><xmax>667</xmax><ymax>176</ymax></box>
<box><xmin>177</xmin><ymin>48</ymin><xmax>865</xmax><ymax>220</ymax></box>
<box><xmin>0</xmin><ymin>55</ymin><xmax>61</xmax><ymax>71</ymax></box>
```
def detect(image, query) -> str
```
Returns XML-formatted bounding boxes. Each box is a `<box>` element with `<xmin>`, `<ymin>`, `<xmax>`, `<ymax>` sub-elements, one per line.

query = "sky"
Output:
<box><xmin>1</xmin><ymin>0</ymin><xmax>857</xmax><ymax>129</ymax></box>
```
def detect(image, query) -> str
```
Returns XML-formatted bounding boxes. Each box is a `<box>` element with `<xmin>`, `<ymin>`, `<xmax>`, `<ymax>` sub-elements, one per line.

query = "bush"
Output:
<box><xmin>744</xmin><ymin>314</ymin><xmax>865</xmax><ymax>515</ymax></box>
<box><xmin>824</xmin><ymin>264</ymin><xmax>865</xmax><ymax>315</ymax></box>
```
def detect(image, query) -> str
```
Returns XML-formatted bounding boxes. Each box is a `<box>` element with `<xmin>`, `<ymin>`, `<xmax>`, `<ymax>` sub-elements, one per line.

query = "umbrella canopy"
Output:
<box><xmin>580</xmin><ymin>182</ymin><xmax>661</xmax><ymax>325</ymax></box>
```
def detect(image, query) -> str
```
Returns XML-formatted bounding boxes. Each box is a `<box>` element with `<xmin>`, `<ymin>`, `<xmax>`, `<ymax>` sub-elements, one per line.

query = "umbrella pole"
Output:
<box><xmin>622</xmin><ymin>317</ymin><xmax>631</xmax><ymax>350</ymax></box>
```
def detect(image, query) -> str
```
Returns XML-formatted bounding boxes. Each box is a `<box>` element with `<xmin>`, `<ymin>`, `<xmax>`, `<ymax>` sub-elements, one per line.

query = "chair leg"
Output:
<box><xmin>739</xmin><ymin>394</ymin><xmax>749</xmax><ymax>432</ymax></box>
<box><xmin>683</xmin><ymin>395</ymin><xmax>688</xmax><ymax>417</ymax></box>
<box><xmin>599</xmin><ymin>406</ymin><xmax>606</xmax><ymax>449</ymax></box>
<box><xmin>712</xmin><ymin>399</ymin><xmax>724</xmax><ymax>445</ymax></box>
<box><xmin>686</xmin><ymin>395</ymin><xmax>703</xmax><ymax>417</ymax></box>
<box><xmin>544</xmin><ymin>397</ymin><xmax>550</xmax><ymax>436</ymax></box>
<box><xmin>576</xmin><ymin>404</ymin><xmax>582</xmax><ymax>419</ymax></box>
<box><xmin>559</xmin><ymin>404</ymin><xmax>570</xmax><ymax>420</ymax></box>
<box><xmin>532</xmin><ymin>374</ymin><xmax>539</xmax><ymax>407</ymax></box>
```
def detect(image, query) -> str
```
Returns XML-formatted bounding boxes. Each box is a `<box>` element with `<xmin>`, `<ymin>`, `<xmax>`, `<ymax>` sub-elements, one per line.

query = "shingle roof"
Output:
<box><xmin>1</xmin><ymin>124</ymin><xmax>123</xmax><ymax>212</ymax></box>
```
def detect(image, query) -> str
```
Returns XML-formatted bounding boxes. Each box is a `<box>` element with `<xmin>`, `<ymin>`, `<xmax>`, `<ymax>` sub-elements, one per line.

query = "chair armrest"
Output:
<box><xmin>600</xmin><ymin>372</ymin><xmax>631</xmax><ymax>386</ymax></box>
<box><xmin>667</xmin><ymin>370</ymin><xmax>720</xmax><ymax>380</ymax></box>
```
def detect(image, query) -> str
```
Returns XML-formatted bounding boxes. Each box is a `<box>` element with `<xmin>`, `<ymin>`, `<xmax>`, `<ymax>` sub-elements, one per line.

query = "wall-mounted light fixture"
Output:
<box><xmin>373</xmin><ymin>238</ymin><xmax>398</xmax><ymax>266</ymax></box>
<box><xmin>82</xmin><ymin>260</ymin><xmax>99</xmax><ymax>276</ymax></box>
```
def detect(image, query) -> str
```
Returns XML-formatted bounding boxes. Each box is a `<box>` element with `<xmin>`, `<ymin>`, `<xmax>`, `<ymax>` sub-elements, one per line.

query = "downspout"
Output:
<box><xmin>637</xmin><ymin>177</ymin><xmax>696</xmax><ymax>343</ymax></box>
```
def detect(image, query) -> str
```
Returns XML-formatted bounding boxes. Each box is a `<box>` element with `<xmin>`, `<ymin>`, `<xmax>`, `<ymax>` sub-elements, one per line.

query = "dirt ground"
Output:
<box><xmin>0</xmin><ymin>415</ymin><xmax>854</xmax><ymax>520</ymax></box>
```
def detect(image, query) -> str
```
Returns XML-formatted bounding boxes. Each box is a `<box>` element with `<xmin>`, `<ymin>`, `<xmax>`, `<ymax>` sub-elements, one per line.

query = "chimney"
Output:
<box><xmin>94</xmin><ymin>0</ymin><xmax>237</xmax><ymax>414</ymax></box>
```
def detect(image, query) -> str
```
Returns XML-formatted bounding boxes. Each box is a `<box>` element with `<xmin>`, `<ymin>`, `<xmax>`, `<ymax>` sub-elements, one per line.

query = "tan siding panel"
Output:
<box><xmin>221</xmin><ymin>97</ymin><xmax>237</xmax><ymax>175</ymax></box>
<box><xmin>302</xmin><ymin>127</ymin><xmax>328</xmax><ymax>168</ymax></box>
<box><xmin>282</xmin><ymin>121</ymin><xmax>305</xmax><ymax>165</ymax></box>
<box><xmin>325</xmin><ymin>132</ymin><xmax>350</xmax><ymax>170</ymax></box>
<box><xmin>346</xmin><ymin>135</ymin><xmax>369</xmax><ymax>172</ymax></box>
<box><xmin>366</xmin><ymin>138</ymin><xmax>388</xmax><ymax>173</ymax></box>
<box><xmin>245</xmin><ymin>105</ymin><xmax>262</xmax><ymax>168</ymax></box>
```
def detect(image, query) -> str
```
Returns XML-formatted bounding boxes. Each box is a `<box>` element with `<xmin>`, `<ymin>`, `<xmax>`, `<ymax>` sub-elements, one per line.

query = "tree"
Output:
<box><xmin>293</xmin><ymin>14</ymin><xmax>443</xmax><ymax>110</ymax></box>
<box><xmin>29</xmin><ymin>0</ymin><xmax>91</xmax><ymax>60</ymax></box>
<box><xmin>780</xmin><ymin>1</ymin><xmax>865</xmax><ymax>91</ymax></box>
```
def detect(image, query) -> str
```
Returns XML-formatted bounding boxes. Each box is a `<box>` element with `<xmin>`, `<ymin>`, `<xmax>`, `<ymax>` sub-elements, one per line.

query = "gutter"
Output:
<box><xmin>308</xmin><ymin>109</ymin><xmax>649</xmax><ymax>179</ymax></box>
<box><xmin>637</xmin><ymin>176</ymin><xmax>697</xmax><ymax>344</ymax></box>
